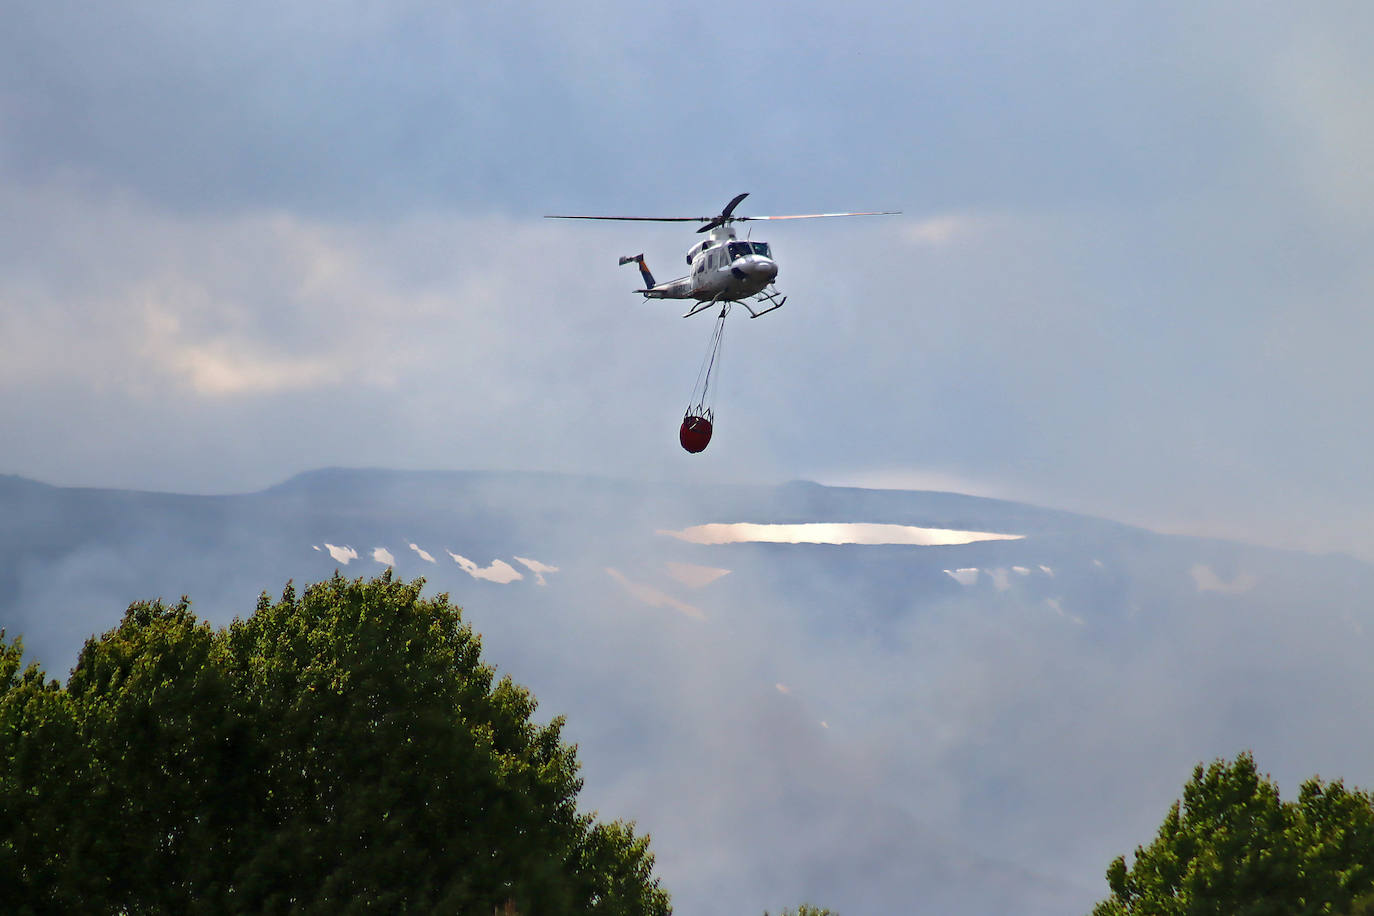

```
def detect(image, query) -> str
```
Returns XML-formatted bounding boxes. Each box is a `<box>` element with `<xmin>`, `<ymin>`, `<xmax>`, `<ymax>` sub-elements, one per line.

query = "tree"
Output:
<box><xmin>0</xmin><ymin>632</ymin><xmax>100</xmax><ymax>912</ymax></box>
<box><xmin>0</xmin><ymin>573</ymin><xmax>671</xmax><ymax>915</ymax></box>
<box><xmin>1092</xmin><ymin>752</ymin><xmax>1374</xmax><ymax>916</ymax></box>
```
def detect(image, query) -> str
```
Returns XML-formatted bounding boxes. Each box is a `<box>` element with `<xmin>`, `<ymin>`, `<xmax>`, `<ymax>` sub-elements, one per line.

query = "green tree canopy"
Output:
<box><xmin>0</xmin><ymin>572</ymin><xmax>671</xmax><ymax>915</ymax></box>
<box><xmin>1092</xmin><ymin>752</ymin><xmax>1374</xmax><ymax>916</ymax></box>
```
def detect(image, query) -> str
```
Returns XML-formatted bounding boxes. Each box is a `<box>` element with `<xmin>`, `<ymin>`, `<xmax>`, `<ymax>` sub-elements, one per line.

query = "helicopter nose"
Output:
<box><xmin>747</xmin><ymin>257</ymin><xmax>778</xmax><ymax>282</ymax></box>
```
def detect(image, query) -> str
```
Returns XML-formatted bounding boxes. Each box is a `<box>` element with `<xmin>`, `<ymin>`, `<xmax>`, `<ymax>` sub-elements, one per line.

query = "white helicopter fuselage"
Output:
<box><xmin>641</xmin><ymin>225</ymin><xmax>778</xmax><ymax>302</ymax></box>
<box><xmin>549</xmin><ymin>192</ymin><xmax>896</xmax><ymax>318</ymax></box>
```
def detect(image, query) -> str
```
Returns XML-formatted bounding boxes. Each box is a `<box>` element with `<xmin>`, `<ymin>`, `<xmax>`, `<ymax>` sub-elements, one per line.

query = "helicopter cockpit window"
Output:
<box><xmin>728</xmin><ymin>242</ymin><xmax>751</xmax><ymax>260</ymax></box>
<box><xmin>751</xmin><ymin>242</ymin><xmax>772</xmax><ymax>257</ymax></box>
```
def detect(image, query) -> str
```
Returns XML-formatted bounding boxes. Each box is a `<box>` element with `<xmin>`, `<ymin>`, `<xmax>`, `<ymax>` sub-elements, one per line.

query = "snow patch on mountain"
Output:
<box><xmin>515</xmin><ymin>556</ymin><xmax>559</xmax><ymax>586</ymax></box>
<box><xmin>1046</xmin><ymin>597</ymin><xmax>1084</xmax><ymax>624</ymax></box>
<box><xmin>449</xmin><ymin>552</ymin><xmax>524</xmax><ymax>584</ymax></box>
<box><xmin>605</xmin><ymin>568</ymin><xmax>704</xmax><ymax>620</ymax></box>
<box><xmin>665</xmin><ymin>561</ymin><xmax>732</xmax><ymax>588</ymax></box>
<box><xmin>1190</xmin><ymin>564</ymin><xmax>1257</xmax><ymax>594</ymax></box>
<box><xmin>321</xmin><ymin>543</ymin><xmax>358</xmax><ymax>565</ymax></box>
<box><xmin>946</xmin><ymin>565</ymin><xmax>1058</xmax><ymax>588</ymax></box>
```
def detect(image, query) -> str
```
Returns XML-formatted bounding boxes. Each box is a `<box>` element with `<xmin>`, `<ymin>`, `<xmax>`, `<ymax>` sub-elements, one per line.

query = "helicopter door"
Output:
<box><xmin>694</xmin><ymin>246</ymin><xmax>718</xmax><ymax>284</ymax></box>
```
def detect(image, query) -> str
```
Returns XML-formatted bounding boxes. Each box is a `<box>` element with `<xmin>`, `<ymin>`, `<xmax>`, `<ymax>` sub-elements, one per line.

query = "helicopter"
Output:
<box><xmin>545</xmin><ymin>193</ymin><xmax>899</xmax><ymax>453</ymax></box>
<box><xmin>545</xmin><ymin>193</ymin><xmax>900</xmax><ymax>318</ymax></box>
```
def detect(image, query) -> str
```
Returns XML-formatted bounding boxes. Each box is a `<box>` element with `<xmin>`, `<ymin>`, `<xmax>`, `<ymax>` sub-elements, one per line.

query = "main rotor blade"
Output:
<box><xmin>720</xmin><ymin>192</ymin><xmax>749</xmax><ymax>218</ymax></box>
<box><xmin>545</xmin><ymin>201</ymin><xmax>901</xmax><ymax>225</ymax></box>
<box><xmin>697</xmin><ymin>193</ymin><xmax>752</xmax><ymax>233</ymax></box>
<box><xmin>544</xmin><ymin>215</ymin><xmax>709</xmax><ymax>222</ymax></box>
<box><xmin>737</xmin><ymin>210</ymin><xmax>902</xmax><ymax>221</ymax></box>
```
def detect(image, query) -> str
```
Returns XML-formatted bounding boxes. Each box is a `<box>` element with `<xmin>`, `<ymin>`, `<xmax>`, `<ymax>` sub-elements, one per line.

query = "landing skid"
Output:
<box><xmin>740</xmin><ymin>285</ymin><xmax>786</xmax><ymax>318</ymax></box>
<box><xmin>681</xmin><ymin>286</ymin><xmax>787</xmax><ymax>319</ymax></box>
<box><xmin>682</xmin><ymin>295</ymin><xmax>722</xmax><ymax>318</ymax></box>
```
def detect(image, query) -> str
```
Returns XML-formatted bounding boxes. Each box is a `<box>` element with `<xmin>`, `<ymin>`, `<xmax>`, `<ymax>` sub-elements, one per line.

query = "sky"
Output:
<box><xmin>2</xmin><ymin>1</ymin><xmax>1373</xmax><ymax>558</ymax></box>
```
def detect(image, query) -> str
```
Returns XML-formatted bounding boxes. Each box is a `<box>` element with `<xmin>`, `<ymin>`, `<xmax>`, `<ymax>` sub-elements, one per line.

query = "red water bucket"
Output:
<box><xmin>679</xmin><ymin>414</ymin><xmax>713</xmax><ymax>453</ymax></box>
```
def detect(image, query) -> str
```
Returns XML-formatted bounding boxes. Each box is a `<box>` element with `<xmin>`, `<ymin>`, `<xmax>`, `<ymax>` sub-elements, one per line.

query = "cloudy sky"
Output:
<box><xmin>3</xmin><ymin>1</ymin><xmax>1372</xmax><ymax>558</ymax></box>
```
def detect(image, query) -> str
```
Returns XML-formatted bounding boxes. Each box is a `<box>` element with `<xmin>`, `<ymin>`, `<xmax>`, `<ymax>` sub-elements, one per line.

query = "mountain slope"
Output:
<box><xmin>2</xmin><ymin>469</ymin><xmax>1370</xmax><ymax>915</ymax></box>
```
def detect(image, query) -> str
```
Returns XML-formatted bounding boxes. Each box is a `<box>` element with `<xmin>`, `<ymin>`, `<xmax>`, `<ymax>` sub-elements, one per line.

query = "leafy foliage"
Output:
<box><xmin>0</xmin><ymin>573</ymin><xmax>671</xmax><ymax>915</ymax></box>
<box><xmin>1092</xmin><ymin>752</ymin><xmax>1374</xmax><ymax>916</ymax></box>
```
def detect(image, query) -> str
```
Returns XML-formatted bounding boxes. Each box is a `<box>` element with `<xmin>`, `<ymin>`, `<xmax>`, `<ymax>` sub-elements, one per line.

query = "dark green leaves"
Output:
<box><xmin>1091</xmin><ymin>752</ymin><xmax>1374</xmax><ymax>916</ymax></box>
<box><xmin>0</xmin><ymin>574</ymin><xmax>671</xmax><ymax>915</ymax></box>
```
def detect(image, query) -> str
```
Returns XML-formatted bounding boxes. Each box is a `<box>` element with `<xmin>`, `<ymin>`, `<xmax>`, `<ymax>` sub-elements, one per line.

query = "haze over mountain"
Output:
<box><xmin>4</xmin><ymin>468</ymin><xmax>1370</xmax><ymax>915</ymax></box>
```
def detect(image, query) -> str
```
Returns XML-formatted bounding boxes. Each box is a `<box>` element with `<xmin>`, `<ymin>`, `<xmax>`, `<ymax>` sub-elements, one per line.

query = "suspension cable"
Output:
<box><xmin>688</xmin><ymin>304</ymin><xmax>729</xmax><ymax>416</ymax></box>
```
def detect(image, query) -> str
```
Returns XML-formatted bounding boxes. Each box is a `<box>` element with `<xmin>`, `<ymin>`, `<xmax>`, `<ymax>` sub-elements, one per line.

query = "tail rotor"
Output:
<box><xmin>619</xmin><ymin>253</ymin><xmax>656</xmax><ymax>289</ymax></box>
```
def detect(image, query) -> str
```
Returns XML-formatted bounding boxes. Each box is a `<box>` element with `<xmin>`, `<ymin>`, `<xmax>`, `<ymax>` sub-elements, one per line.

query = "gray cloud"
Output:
<box><xmin>7</xmin><ymin>3</ymin><xmax>1360</xmax><ymax>218</ymax></box>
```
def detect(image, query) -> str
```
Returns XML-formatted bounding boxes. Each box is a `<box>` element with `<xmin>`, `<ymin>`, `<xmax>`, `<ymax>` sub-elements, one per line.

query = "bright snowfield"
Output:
<box><xmin>660</xmin><ymin>523</ymin><xmax>1024</xmax><ymax>546</ymax></box>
